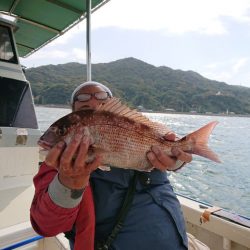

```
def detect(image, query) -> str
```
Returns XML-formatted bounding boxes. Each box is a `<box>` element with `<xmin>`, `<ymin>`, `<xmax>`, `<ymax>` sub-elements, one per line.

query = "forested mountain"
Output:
<box><xmin>25</xmin><ymin>57</ymin><xmax>250</xmax><ymax>114</ymax></box>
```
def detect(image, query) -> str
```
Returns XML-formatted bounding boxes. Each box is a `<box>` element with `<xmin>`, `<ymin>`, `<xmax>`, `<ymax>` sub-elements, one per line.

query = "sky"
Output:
<box><xmin>20</xmin><ymin>0</ymin><xmax>250</xmax><ymax>88</ymax></box>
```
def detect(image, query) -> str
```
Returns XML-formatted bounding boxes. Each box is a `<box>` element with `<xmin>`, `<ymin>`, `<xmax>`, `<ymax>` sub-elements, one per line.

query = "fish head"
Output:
<box><xmin>38</xmin><ymin>125</ymin><xmax>68</xmax><ymax>150</ymax></box>
<box><xmin>38</xmin><ymin>112</ymin><xmax>84</xmax><ymax>149</ymax></box>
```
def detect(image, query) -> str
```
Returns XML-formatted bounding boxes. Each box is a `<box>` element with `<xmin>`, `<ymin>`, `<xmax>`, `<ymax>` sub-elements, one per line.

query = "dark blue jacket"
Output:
<box><xmin>91</xmin><ymin>168</ymin><xmax>188</xmax><ymax>250</ymax></box>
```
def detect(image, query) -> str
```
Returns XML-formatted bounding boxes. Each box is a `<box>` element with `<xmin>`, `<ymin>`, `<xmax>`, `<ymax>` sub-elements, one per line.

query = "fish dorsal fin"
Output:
<box><xmin>96</xmin><ymin>98</ymin><xmax>171</xmax><ymax>135</ymax></box>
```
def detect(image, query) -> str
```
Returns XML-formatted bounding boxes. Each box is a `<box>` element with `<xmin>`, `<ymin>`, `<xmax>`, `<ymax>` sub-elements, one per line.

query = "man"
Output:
<box><xmin>30</xmin><ymin>81</ymin><xmax>192</xmax><ymax>250</ymax></box>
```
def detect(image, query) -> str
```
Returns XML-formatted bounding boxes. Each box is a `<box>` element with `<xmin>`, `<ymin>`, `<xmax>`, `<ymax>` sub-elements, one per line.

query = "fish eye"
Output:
<box><xmin>58</xmin><ymin>127</ymin><xmax>67</xmax><ymax>136</ymax></box>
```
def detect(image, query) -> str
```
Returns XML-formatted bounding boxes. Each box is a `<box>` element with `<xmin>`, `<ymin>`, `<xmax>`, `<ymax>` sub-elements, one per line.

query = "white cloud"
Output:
<box><xmin>202</xmin><ymin>57</ymin><xmax>250</xmax><ymax>85</ymax></box>
<box><xmin>46</xmin><ymin>23</ymin><xmax>86</xmax><ymax>47</ymax></box>
<box><xmin>92</xmin><ymin>0</ymin><xmax>250</xmax><ymax>35</ymax></box>
<box><xmin>35</xmin><ymin>50</ymin><xmax>69</xmax><ymax>59</ymax></box>
<box><xmin>20</xmin><ymin>50</ymin><xmax>70</xmax><ymax>66</ymax></box>
<box><xmin>205</xmin><ymin>62</ymin><xmax>221</xmax><ymax>69</ymax></box>
<box><xmin>20</xmin><ymin>48</ymin><xmax>84</xmax><ymax>67</ymax></box>
<box><xmin>232</xmin><ymin>57</ymin><xmax>248</xmax><ymax>73</ymax></box>
<box><xmin>206</xmin><ymin>71</ymin><xmax>233</xmax><ymax>83</ymax></box>
<box><xmin>72</xmin><ymin>48</ymin><xmax>86</xmax><ymax>62</ymax></box>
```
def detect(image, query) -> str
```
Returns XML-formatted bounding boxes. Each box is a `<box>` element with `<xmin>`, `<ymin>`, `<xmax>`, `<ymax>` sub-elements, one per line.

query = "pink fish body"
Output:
<box><xmin>38</xmin><ymin>98</ymin><xmax>220</xmax><ymax>171</ymax></box>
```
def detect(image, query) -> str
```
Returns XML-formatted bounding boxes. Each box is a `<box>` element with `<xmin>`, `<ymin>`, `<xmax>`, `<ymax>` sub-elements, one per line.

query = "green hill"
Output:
<box><xmin>25</xmin><ymin>57</ymin><xmax>250</xmax><ymax>114</ymax></box>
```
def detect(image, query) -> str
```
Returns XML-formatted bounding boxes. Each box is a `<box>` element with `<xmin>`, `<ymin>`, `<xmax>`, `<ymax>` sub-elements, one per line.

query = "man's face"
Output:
<box><xmin>73</xmin><ymin>85</ymin><xmax>110</xmax><ymax>112</ymax></box>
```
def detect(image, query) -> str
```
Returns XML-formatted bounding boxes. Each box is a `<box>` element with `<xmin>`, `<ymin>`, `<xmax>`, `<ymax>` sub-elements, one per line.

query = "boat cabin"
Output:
<box><xmin>0</xmin><ymin>16</ymin><xmax>38</xmax><ymax>129</ymax></box>
<box><xmin>0</xmin><ymin>16</ymin><xmax>40</xmax><ymax>242</ymax></box>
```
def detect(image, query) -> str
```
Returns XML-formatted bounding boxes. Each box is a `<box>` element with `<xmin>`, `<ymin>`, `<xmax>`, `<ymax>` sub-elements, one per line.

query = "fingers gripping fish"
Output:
<box><xmin>38</xmin><ymin>98</ymin><xmax>221</xmax><ymax>171</ymax></box>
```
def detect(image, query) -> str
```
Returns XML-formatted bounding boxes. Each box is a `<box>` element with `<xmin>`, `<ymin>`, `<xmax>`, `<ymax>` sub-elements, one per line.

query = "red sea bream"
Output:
<box><xmin>38</xmin><ymin>98</ymin><xmax>220</xmax><ymax>171</ymax></box>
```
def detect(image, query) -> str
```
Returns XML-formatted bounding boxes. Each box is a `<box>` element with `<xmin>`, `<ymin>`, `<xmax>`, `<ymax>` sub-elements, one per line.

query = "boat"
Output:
<box><xmin>0</xmin><ymin>1</ymin><xmax>249</xmax><ymax>249</ymax></box>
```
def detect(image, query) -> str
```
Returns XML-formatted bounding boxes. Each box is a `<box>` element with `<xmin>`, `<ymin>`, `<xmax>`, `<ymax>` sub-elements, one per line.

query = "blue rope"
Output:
<box><xmin>1</xmin><ymin>235</ymin><xmax>43</xmax><ymax>250</ymax></box>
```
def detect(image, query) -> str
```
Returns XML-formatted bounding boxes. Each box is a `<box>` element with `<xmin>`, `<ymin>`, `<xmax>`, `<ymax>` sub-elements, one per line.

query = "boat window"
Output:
<box><xmin>0</xmin><ymin>25</ymin><xmax>17</xmax><ymax>63</ymax></box>
<box><xmin>0</xmin><ymin>78</ymin><xmax>27</xmax><ymax>127</ymax></box>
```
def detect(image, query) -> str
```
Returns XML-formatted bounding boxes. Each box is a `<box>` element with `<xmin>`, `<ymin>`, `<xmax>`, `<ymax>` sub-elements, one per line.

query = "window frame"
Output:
<box><xmin>0</xmin><ymin>24</ymin><xmax>18</xmax><ymax>64</ymax></box>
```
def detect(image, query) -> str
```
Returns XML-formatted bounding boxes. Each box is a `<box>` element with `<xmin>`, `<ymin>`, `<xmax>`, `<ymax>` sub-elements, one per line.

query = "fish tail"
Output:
<box><xmin>185</xmin><ymin>121</ymin><xmax>221</xmax><ymax>163</ymax></box>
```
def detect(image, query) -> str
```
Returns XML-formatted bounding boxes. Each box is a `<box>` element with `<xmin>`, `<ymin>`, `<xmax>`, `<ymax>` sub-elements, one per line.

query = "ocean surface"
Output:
<box><xmin>35</xmin><ymin>106</ymin><xmax>250</xmax><ymax>218</ymax></box>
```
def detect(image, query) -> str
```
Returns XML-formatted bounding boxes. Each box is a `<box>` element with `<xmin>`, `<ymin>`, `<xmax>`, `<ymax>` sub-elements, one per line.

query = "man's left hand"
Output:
<box><xmin>146</xmin><ymin>132</ymin><xmax>192</xmax><ymax>171</ymax></box>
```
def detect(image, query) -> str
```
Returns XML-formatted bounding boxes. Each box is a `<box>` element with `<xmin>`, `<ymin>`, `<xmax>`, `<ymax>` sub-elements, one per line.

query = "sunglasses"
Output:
<box><xmin>74</xmin><ymin>91</ymin><xmax>109</xmax><ymax>102</ymax></box>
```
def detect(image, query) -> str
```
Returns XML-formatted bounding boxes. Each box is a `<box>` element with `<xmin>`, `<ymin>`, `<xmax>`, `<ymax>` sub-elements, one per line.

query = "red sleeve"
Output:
<box><xmin>30</xmin><ymin>163</ymin><xmax>80</xmax><ymax>236</ymax></box>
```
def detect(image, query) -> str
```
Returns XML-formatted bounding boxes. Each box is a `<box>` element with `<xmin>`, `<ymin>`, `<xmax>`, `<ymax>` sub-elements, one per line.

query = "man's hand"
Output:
<box><xmin>146</xmin><ymin>132</ymin><xmax>192</xmax><ymax>171</ymax></box>
<box><xmin>45</xmin><ymin>130</ymin><xmax>101</xmax><ymax>189</ymax></box>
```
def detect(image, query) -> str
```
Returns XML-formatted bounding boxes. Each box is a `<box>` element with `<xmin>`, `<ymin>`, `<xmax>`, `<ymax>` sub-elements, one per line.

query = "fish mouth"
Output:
<box><xmin>38</xmin><ymin>139</ymin><xmax>53</xmax><ymax>150</ymax></box>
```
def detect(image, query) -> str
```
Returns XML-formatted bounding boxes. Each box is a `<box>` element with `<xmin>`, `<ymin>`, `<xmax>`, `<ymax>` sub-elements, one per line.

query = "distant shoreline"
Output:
<box><xmin>36</xmin><ymin>104</ymin><xmax>71</xmax><ymax>109</ymax></box>
<box><xmin>146</xmin><ymin>111</ymin><xmax>250</xmax><ymax>118</ymax></box>
<box><xmin>35</xmin><ymin>104</ymin><xmax>250</xmax><ymax>118</ymax></box>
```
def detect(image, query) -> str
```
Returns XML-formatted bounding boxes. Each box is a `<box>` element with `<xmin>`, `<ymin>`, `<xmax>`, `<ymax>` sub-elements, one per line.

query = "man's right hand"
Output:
<box><xmin>45</xmin><ymin>130</ymin><xmax>101</xmax><ymax>190</ymax></box>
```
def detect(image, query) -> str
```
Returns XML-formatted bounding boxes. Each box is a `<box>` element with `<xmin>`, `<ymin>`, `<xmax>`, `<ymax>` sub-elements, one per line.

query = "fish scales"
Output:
<box><xmin>88</xmin><ymin>124</ymin><xmax>163</xmax><ymax>170</ymax></box>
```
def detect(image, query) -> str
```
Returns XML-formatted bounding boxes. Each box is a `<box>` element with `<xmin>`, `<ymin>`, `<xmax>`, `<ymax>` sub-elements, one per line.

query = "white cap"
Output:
<box><xmin>70</xmin><ymin>81</ymin><xmax>113</xmax><ymax>105</ymax></box>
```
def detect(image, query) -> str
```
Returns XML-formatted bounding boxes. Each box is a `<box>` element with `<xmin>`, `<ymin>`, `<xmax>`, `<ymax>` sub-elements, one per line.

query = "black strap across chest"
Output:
<box><xmin>95</xmin><ymin>172</ymin><xmax>138</xmax><ymax>250</ymax></box>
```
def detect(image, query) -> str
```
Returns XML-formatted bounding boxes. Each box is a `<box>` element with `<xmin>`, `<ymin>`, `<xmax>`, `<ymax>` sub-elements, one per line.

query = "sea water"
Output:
<box><xmin>35</xmin><ymin>106</ymin><xmax>250</xmax><ymax>218</ymax></box>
